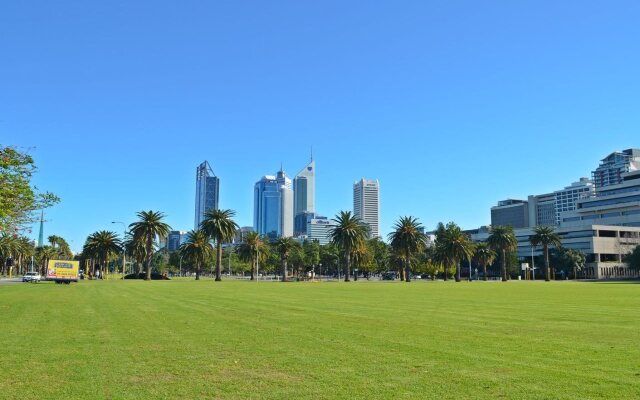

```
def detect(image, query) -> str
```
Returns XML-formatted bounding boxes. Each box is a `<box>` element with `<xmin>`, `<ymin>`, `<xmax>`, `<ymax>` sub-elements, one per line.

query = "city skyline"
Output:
<box><xmin>22</xmin><ymin>145</ymin><xmax>640</xmax><ymax>252</ymax></box>
<box><xmin>5</xmin><ymin>1</ymin><xmax>640</xmax><ymax>251</ymax></box>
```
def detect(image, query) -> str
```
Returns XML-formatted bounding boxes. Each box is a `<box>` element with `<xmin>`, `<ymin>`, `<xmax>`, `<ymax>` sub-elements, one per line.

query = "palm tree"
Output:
<box><xmin>473</xmin><ymin>242</ymin><xmax>496</xmax><ymax>281</ymax></box>
<box><xmin>388</xmin><ymin>216</ymin><xmax>426</xmax><ymax>283</ymax></box>
<box><xmin>201</xmin><ymin>209</ymin><xmax>239</xmax><ymax>282</ymax></box>
<box><xmin>129</xmin><ymin>211</ymin><xmax>171</xmax><ymax>281</ymax></box>
<box><xmin>437</xmin><ymin>222</ymin><xmax>474</xmax><ymax>282</ymax></box>
<box><xmin>15</xmin><ymin>236</ymin><xmax>34</xmax><ymax>274</ymax></box>
<box><xmin>530</xmin><ymin>225</ymin><xmax>561</xmax><ymax>281</ymax></box>
<box><xmin>274</xmin><ymin>237</ymin><xmax>298</xmax><ymax>282</ymax></box>
<box><xmin>0</xmin><ymin>234</ymin><xmax>18</xmax><ymax>275</ymax></box>
<box><xmin>179</xmin><ymin>229</ymin><xmax>213</xmax><ymax>280</ymax></box>
<box><xmin>237</xmin><ymin>232</ymin><xmax>265</xmax><ymax>280</ymax></box>
<box><xmin>35</xmin><ymin>245</ymin><xmax>58</xmax><ymax>276</ymax></box>
<box><xmin>330</xmin><ymin>211</ymin><xmax>369</xmax><ymax>282</ymax></box>
<box><xmin>487</xmin><ymin>226</ymin><xmax>517</xmax><ymax>282</ymax></box>
<box><xmin>84</xmin><ymin>231</ymin><xmax>122</xmax><ymax>278</ymax></box>
<box><xmin>125</xmin><ymin>233</ymin><xmax>147</xmax><ymax>275</ymax></box>
<box><xmin>350</xmin><ymin>242</ymin><xmax>372</xmax><ymax>281</ymax></box>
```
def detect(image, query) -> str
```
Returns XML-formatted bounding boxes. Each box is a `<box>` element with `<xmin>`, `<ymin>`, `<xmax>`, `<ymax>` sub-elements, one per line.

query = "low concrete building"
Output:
<box><xmin>471</xmin><ymin>224</ymin><xmax>640</xmax><ymax>279</ymax></box>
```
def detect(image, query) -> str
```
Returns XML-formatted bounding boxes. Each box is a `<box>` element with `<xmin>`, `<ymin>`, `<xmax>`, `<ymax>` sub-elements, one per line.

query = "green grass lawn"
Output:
<box><xmin>1</xmin><ymin>279</ymin><xmax>639</xmax><ymax>399</ymax></box>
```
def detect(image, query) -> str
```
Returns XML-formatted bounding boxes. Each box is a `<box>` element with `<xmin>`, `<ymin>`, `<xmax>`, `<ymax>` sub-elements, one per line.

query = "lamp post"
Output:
<box><xmin>179</xmin><ymin>254</ymin><xmax>183</xmax><ymax>277</ymax></box>
<box><xmin>111</xmin><ymin>221</ymin><xmax>126</xmax><ymax>280</ymax></box>
<box><xmin>531</xmin><ymin>245</ymin><xmax>536</xmax><ymax>281</ymax></box>
<box><xmin>319</xmin><ymin>263</ymin><xmax>322</xmax><ymax>281</ymax></box>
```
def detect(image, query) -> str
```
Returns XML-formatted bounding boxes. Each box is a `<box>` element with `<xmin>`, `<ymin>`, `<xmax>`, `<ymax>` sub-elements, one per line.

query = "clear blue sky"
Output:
<box><xmin>2</xmin><ymin>1</ymin><xmax>639</xmax><ymax>252</ymax></box>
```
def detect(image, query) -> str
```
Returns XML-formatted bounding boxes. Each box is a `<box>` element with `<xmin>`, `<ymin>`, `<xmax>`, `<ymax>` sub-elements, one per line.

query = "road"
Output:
<box><xmin>0</xmin><ymin>278</ymin><xmax>25</xmax><ymax>285</ymax></box>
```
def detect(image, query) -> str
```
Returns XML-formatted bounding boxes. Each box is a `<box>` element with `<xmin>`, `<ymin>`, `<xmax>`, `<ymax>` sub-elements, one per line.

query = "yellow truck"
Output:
<box><xmin>46</xmin><ymin>260</ymin><xmax>80</xmax><ymax>284</ymax></box>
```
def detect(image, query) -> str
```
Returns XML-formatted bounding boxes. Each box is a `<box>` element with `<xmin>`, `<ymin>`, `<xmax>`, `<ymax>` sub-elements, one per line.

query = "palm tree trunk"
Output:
<box><xmin>544</xmin><ymin>245</ymin><xmax>550</xmax><ymax>281</ymax></box>
<box><xmin>281</xmin><ymin>258</ymin><xmax>287</xmax><ymax>282</ymax></box>
<box><xmin>501</xmin><ymin>249</ymin><xmax>507</xmax><ymax>282</ymax></box>
<box><xmin>344</xmin><ymin>253</ymin><xmax>350</xmax><ymax>282</ymax></box>
<box><xmin>145</xmin><ymin>236</ymin><xmax>152</xmax><ymax>281</ymax></box>
<box><xmin>215</xmin><ymin>241</ymin><xmax>222</xmax><ymax>281</ymax></box>
<box><xmin>444</xmin><ymin>265</ymin><xmax>449</xmax><ymax>281</ymax></box>
<box><xmin>405</xmin><ymin>256</ymin><xmax>411</xmax><ymax>283</ymax></box>
<box><xmin>483</xmin><ymin>262</ymin><xmax>488</xmax><ymax>281</ymax></box>
<box><xmin>455</xmin><ymin>258</ymin><xmax>461</xmax><ymax>282</ymax></box>
<box><xmin>195</xmin><ymin>262</ymin><xmax>200</xmax><ymax>280</ymax></box>
<box><xmin>250</xmin><ymin>257</ymin><xmax>256</xmax><ymax>281</ymax></box>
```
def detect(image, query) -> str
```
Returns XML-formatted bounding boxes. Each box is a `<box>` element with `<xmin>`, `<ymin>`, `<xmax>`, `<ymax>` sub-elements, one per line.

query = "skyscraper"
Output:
<box><xmin>293</xmin><ymin>158</ymin><xmax>315</xmax><ymax>220</ymax></box>
<box><xmin>194</xmin><ymin>161</ymin><xmax>220</xmax><ymax>230</ymax></box>
<box><xmin>353</xmin><ymin>178</ymin><xmax>380</xmax><ymax>238</ymax></box>
<box><xmin>592</xmin><ymin>149</ymin><xmax>640</xmax><ymax>188</ymax></box>
<box><xmin>254</xmin><ymin>167</ymin><xmax>293</xmax><ymax>239</ymax></box>
<box><xmin>167</xmin><ymin>230</ymin><xmax>187</xmax><ymax>253</ymax></box>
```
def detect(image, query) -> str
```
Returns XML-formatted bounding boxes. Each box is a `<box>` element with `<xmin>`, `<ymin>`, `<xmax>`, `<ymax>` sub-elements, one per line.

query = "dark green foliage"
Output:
<box><xmin>487</xmin><ymin>226</ymin><xmax>517</xmax><ymax>282</ymax></box>
<box><xmin>624</xmin><ymin>245</ymin><xmax>640</xmax><ymax>271</ymax></box>
<box><xmin>201</xmin><ymin>209</ymin><xmax>239</xmax><ymax>282</ymax></box>
<box><xmin>0</xmin><ymin>146</ymin><xmax>59</xmax><ymax>233</ymax></box>
<box><xmin>388</xmin><ymin>216</ymin><xmax>427</xmax><ymax>282</ymax></box>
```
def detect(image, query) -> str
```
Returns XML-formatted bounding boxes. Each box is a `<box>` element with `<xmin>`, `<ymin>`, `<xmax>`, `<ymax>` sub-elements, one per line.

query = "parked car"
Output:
<box><xmin>23</xmin><ymin>272</ymin><xmax>42</xmax><ymax>283</ymax></box>
<box><xmin>381</xmin><ymin>272</ymin><xmax>396</xmax><ymax>281</ymax></box>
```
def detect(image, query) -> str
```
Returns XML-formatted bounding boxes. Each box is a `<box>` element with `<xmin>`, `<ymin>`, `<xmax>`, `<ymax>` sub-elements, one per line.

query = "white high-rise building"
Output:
<box><xmin>194</xmin><ymin>161</ymin><xmax>219</xmax><ymax>230</ymax></box>
<box><xmin>553</xmin><ymin>178</ymin><xmax>595</xmax><ymax>225</ymax></box>
<box><xmin>353</xmin><ymin>178</ymin><xmax>380</xmax><ymax>238</ymax></box>
<box><xmin>294</xmin><ymin>158</ymin><xmax>315</xmax><ymax>218</ymax></box>
<box><xmin>254</xmin><ymin>167</ymin><xmax>293</xmax><ymax>239</ymax></box>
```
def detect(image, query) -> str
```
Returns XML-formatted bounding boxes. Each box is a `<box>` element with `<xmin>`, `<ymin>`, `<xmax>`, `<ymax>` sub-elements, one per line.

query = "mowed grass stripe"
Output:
<box><xmin>1</xmin><ymin>280</ymin><xmax>639</xmax><ymax>399</ymax></box>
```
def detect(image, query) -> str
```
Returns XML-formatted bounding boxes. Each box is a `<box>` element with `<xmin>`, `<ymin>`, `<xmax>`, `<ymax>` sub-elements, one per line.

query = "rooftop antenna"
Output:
<box><xmin>310</xmin><ymin>145</ymin><xmax>313</xmax><ymax>162</ymax></box>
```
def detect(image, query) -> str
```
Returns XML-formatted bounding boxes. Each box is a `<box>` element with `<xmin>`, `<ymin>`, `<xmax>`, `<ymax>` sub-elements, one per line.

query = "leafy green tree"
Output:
<box><xmin>550</xmin><ymin>247</ymin><xmax>586</xmax><ymax>279</ymax></box>
<box><xmin>436</xmin><ymin>222</ymin><xmax>474</xmax><ymax>282</ymax></box>
<box><xmin>624</xmin><ymin>245</ymin><xmax>640</xmax><ymax>271</ymax></box>
<box><xmin>274</xmin><ymin>237</ymin><xmax>299</xmax><ymax>282</ymax></box>
<box><xmin>303</xmin><ymin>240</ymin><xmax>321</xmax><ymax>274</ymax></box>
<box><xmin>368</xmin><ymin>238</ymin><xmax>390</xmax><ymax>273</ymax></box>
<box><xmin>331</xmin><ymin>211</ymin><xmax>369</xmax><ymax>282</ymax></box>
<box><xmin>179</xmin><ymin>229</ymin><xmax>214</xmax><ymax>280</ymax></box>
<box><xmin>487</xmin><ymin>226</ymin><xmax>517</xmax><ymax>282</ymax></box>
<box><xmin>129</xmin><ymin>211</ymin><xmax>171</xmax><ymax>281</ymax></box>
<box><xmin>0</xmin><ymin>146</ymin><xmax>59</xmax><ymax>233</ymax></box>
<box><xmin>319</xmin><ymin>243</ymin><xmax>340</xmax><ymax>276</ymax></box>
<box><xmin>473</xmin><ymin>242</ymin><xmax>496</xmax><ymax>281</ymax></box>
<box><xmin>388</xmin><ymin>216</ymin><xmax>426</xmax><ymax>283</ymax></box>
<box><xmin>83</xmin><ymin>231</ymin><xmax>122</xmax><ymax>277</ymax></box>
<box><xmin>530</xmin><ymin>226</ymin><xmax>561</xmax><ymax>281</ymax></box>
<box><xmin>201</xmin><ymin>209</ymin><xmax>239</xmax><ymax>282</ymax></box>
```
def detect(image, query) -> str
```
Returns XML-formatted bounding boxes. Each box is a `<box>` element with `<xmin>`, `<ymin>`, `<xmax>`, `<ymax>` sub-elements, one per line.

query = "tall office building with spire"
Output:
<box><xmin>254</xmin><ymin>167</ymin><xmax>293</xmax><ymax>239</ymax></box>
<box><xmin>353</xmin><ymin>178</ymin><xmax>380</xmax><ymax>238</ymax></box>
<box><xmin>194</xmin><ymin>161</ymin><xmax>220</xmax><ymax>229</ymax></box>
<box><xmin>293</xmin><ymin>154</ymin><xmax>316</xmax><ymax>234</ymax></box>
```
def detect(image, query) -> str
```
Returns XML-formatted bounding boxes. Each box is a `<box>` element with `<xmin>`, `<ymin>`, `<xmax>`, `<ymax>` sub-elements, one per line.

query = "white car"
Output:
<box><xmin>22</xmin><ymin>272</ymin><xmax>42</xmax><ymax>283</ymax></box>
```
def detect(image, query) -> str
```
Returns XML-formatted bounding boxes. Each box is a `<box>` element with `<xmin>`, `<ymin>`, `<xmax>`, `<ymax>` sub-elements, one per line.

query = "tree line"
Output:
<box><xmin>75</xmin><ymin>208</ymin><xmax>593</xmax><ymax>282</ymax></box>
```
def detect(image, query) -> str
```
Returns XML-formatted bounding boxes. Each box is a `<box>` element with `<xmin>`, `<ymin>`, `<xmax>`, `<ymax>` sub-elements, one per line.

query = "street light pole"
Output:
<box><xmin>179</xmin><ymin>254</ymin><xmax>183</xmax><ymax>277</ymax></box>
<box><xmin>112</xmin><ymin>221</ymin><xmax>126</xmax><ymax>280</ymax></box>
<box><xmin>256</xmin><ymin>248</ymin><xmax>259</xmax><ymax>282</ymax></box>
<box><xmin>531</xmin><ymin>245</ymin><xmax>536</xmax><ymax>281</ymax></box>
